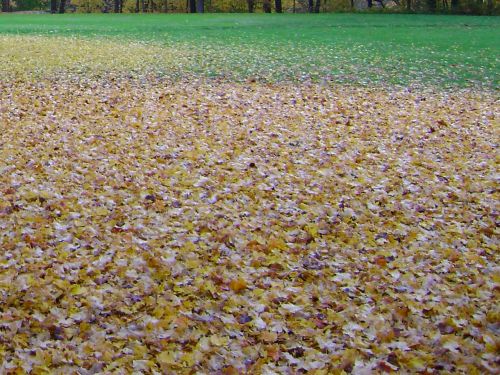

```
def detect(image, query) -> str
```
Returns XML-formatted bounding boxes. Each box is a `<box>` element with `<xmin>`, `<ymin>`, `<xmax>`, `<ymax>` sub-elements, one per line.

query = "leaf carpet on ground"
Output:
<box><xmin>0</xmin><ymin>77</ymin><xmax>498</xmax><ymax>373</ymax></box>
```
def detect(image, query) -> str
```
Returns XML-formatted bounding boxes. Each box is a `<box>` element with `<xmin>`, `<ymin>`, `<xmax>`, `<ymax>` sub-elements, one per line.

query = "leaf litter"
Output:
<box><xmin>0</xmin><ymin>37</ymin><xmax>499</xmax><ymax>374</ymax></box>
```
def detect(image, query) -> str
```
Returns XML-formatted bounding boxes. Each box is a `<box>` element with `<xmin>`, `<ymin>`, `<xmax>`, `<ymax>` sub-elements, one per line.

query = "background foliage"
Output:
<box><xmin>1</xmin><ymin>0</ymin><xmax>498</xmax><ymax>14</ymax></box>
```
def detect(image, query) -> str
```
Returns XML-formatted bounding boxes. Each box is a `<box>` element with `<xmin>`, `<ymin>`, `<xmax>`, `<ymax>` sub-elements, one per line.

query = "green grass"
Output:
<box><xmin>0</xmin><ymin>13</ymin><xmax>498</xmax><ymax>87</ymax></box>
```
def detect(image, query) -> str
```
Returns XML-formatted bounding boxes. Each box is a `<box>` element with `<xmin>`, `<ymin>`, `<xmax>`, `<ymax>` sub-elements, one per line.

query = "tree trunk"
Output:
<box><xmin>275</xmin><ymin>0</ymin><xmax>282</xmax><ymax>12</ymax></box>
<box><xmin>50</xmin><ymin>0</ymin><xmax>57</xmax><ymax>13</ymax></box>
<box><xmin>247</xmin><ymin>0</ymin><xmax>254</xmax><ymax>12</ymax></box>
<box><xmin>308</xmin><ymin>0</ymin><xmax>313</xmax><ymax>12</ymax></box>
<box><xmin>450</xmin><ymin>0</ymin><xmax>458</xmax><ymax>10</ymax></box>
<box><xmin>406</xmin><ymin>0</ymin><xmax>411</xmax><ymax>11</ymax></box>
<box><xmin>163</xmin><ymin>0</ymin><xmax>168</xmax><ymax>12</ymax></box>
<box><xmin>1</xmin><ymin>0</ymin><xmax>9</xmax><ymax>12</ymax></box>
<box><xmin>367</xmin><ymin>0</ymin><xmax>373</xmax><ymax>8</ymax></box>
<box><xmin>196</xmin><ymin>0</ymin><xmax>203</xmax><ymax>12</ymax></box>
<box><xmin>58</xmin><ymin>0</ymin><xmax>66</xmax><ymax>13</ymax></box>
<box><xmin>263</xmin><ymin>0</ymin><xmax>271</xmax><ymax>12</ymax></box>
<box><xmin>114</xmin><ymin>0</ymin><xmax>120</xmax><ymax>12</ymax></box>
<box><xmin>314</xmin><ymin>0</ymin><xmax>320</xmax><ymax>12</ymax></box>
<box><xmin>189</xmin><ymin>0</ymin><xmax>196</xmax><ymax>12</ymax></box>
<box><xmin>427</xmin><ymin>0</ymin><xmax>436</xmax><ymax>11</ymax></box>
<box><xmin>135</xmin><ymin>0</ymin><xmax>139</xmax><ymax>12</ymax></box>
<box><xmin>486</xmin><ymin>0</ymin><xmax>492</xmax><ymax>14</ymax></box>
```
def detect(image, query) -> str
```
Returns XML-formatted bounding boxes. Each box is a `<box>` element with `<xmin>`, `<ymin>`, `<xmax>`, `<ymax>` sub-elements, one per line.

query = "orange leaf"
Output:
<box><xmin>229</xmin><ymin>278</ymin><xmax>247</xmax><ymax>293</ymax></box>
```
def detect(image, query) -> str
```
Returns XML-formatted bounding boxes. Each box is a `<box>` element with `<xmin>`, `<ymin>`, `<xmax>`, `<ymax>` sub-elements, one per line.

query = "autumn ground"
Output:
<box><xmin>0</xmin><ymin>14</ymin><xmax>499</xmax><ymax>374</ymax></box>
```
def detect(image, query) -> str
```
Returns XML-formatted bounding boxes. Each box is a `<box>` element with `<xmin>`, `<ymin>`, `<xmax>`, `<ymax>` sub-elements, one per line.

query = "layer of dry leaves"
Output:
<box><xmin>0</xmin><ymin>73</ymin><xmax>499</xmax><ymax>374</ymax></box>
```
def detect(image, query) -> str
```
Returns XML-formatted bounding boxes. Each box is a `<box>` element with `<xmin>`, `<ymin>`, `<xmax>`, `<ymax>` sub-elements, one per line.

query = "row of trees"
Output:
<box><xmin>384</xmin><ymin>0</ymin><xmax>494</xmax><ymax>12</ymax></box>
<box><xmin>1</xmin><ymin>0</ymin><xmax>497</xmax><ymax>13</ymax></box>
<box><xmin>1</xmin><ymin>0</ymin><xmax>328</xmax><ymax>13</ymax></box>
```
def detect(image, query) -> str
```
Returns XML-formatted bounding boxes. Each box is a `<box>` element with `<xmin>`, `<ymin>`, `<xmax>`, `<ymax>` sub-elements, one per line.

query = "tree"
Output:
<box><xmin>367</xmin><ymin>0</ymin><xmax>373</xmax><ymax>7</ymax></box>
<box><xmin>275</xmin><ymin>0</ymin><xmax>282</xmax><ymax>12</ymax></box>
<box><xmin>247</xmin><ymin>0</ymin><xmax>254</xmax><ymax>12</ymax></box>
<box><xmin>427</xmin><ymin>0</ymin><xmax>436</xmax><ymax>11</ymax></box>
<box><xmin>451</xmin><ymin>0</ymin><xmax>458</xmax><ymax>10</ymax></box>
<box><xmin>58</xmin><ymin>0</ymin><xmax>66</xmax><ymax>12</ymax></box>
<box><xmin>50</xmin><ymin>0</ymin><xmax>57</xmax><ymax>12</ymax></box>
<box><xmin>188</xmin><ymin>0</ymin><xmax>195</xmax><ymax>12</ymax></box>
<box><xmin>486</xmin><ymin>0</ymin><xmax>493</xmax><ymax>14</ymax></box>
<box><xmin>15</xmin><ymin>0</ymin><xmax>45</xmax><ymax>10</ymax></box>
<box><xmin>1</xmin><ymin>0</ymin><xmax>10</xmax><ymax>12</ymax></box>
<box><xmin>114</xmin><ymin>0</ymin><xmax>121</xmax><ymax>12</ymax></box>
<box><xmin>314</xmin><ymin>0</ymin><xmax>320</xmax><ymax>12</ymax></box>
<box><xmin>263</xmin><ymin>0</ymin><xmax>271</xmax><ymax>12</ymax></box>
<box><xmin>196</xmin><ymin>0</ymin><xmax>203</xmax><ymax>12</ymax></box>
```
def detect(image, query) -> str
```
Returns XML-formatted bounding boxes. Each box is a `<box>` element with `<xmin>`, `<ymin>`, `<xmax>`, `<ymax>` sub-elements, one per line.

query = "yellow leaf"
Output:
<box><xmin>94</xmin><ymin>207</ymin><xmax>108</xmax><ymax>216</ymax></box>
<box><xmin>70</xmin><ymin>285</ymin><xmax>87</xmax><ymax>296</ymax></box>
<box><xmin>305</xmin><ymin>224</ymin><xmax>319</xmax><ymax>237</ymax></box>
<box><xmin>210</xmin><ymin>335</ymin><xmax>227</xmax><ymax>346</ymax></box>
<box><xmin>268</xmin><ymin>237</ymin><xmax>287</xmax><ymax>251</ymax></box>
<box><xmin>157</xmin><ymin>351</ymin><xmax>176</xmax><ymax>365</ymax></box>
<box><xmin>407</xmin><ymin>357</ymin><xmax>425</xmax><ymax>371</ymax></box>
<box><xmin>260</xmin><ymin>331</ymin><xmax>278</xmax><ymax>343</ymax></box>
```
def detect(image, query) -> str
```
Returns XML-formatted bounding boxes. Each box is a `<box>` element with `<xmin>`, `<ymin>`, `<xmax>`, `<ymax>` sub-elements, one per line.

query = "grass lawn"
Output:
<box><xmin>0</xmin><ymin>13</ymin><xmax>499</xmax><ymax>87</ymax></box>
<box><xmin>0</xmin><ymin>13</ymin><xmax>498</xmax><ymax>374</ymax></box>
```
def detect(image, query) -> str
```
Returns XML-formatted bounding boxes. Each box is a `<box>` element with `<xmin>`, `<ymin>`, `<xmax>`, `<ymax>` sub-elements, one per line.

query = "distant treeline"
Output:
<box><xmin>1</xmin><ymin>0</ymin><xmax>497</xmax><ymax>14</ymax></box>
